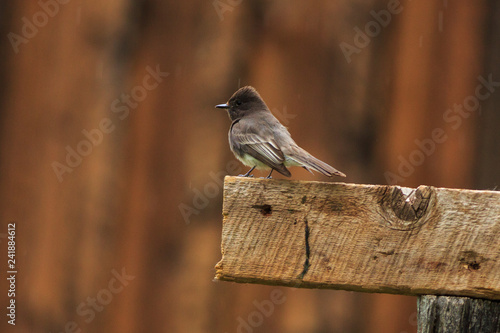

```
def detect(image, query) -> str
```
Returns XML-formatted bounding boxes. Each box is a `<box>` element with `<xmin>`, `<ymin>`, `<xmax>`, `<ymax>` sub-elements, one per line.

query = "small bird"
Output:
<box><xmin>215</xmin><ymin>86</ymin><xmax>346</xmax><ymax>179</ymax></box>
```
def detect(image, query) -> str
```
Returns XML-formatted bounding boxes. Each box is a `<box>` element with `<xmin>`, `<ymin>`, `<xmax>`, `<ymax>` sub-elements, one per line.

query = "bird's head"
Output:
<box><xmin>215</xmin><ymin>86</ymin><xmax>268</xmax><ymax>121</ymax></box>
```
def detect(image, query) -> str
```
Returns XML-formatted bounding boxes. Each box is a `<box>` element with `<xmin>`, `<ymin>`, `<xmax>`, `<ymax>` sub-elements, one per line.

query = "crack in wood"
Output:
<box><xmin>297</xmin><ymin>218</ymin><xmax>311</xmax><ymax>280</ymax></box>
<box><xmin>378</xmin><ymin>249</ymin><xmax>395</xmax><ymax>256</ymax></box>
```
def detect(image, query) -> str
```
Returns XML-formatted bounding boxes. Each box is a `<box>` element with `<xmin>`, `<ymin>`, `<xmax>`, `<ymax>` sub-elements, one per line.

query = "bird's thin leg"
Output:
<box><xmin>239</xmin><ymin>166</ymin><xmax>255</xmax><ymax>177</ymax></box>
<box><xmin>265</xmin><ymin>169</ymin><xmax>274</xmax><ymax>179</ymax></box>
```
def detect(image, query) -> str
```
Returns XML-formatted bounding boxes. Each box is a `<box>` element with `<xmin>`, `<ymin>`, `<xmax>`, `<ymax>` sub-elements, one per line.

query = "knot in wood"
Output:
<box><xmin>391</xmin><ymin>186</ymin><xmax>432</xmax><ymax>220</ymax></box>
<box><xmin>380</xmin><ymin>185</ymin><xmax>434</xmax><ymax>230</ymax></box>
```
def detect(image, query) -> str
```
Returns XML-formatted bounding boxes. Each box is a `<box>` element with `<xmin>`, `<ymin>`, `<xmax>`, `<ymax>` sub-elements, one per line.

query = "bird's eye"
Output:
<box><xmin>235</xmin><ymin>99</ymin><xmax>242</xmax><ymax>106</ymax></box>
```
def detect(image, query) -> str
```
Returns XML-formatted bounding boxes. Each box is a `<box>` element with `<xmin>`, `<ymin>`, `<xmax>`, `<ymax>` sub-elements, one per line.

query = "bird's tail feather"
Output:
<box><xmin>288</xmin><ymin>147</ymin><xmax>346</xmax><ymax>177</ymax></box>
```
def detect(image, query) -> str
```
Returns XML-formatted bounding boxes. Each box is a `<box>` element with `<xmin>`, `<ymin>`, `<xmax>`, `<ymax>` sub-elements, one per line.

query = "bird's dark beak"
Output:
<box><xmin>215</xmin><ymin>103</ymin><xmax>229</xmax><ymax>109</ymax></box>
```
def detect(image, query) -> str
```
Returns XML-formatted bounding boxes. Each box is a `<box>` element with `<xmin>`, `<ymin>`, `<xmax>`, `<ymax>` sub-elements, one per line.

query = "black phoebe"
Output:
<box><xmin>215</xmin><ymin>86</ymin><xmax>346</xmax><ymax>179</ymax></box>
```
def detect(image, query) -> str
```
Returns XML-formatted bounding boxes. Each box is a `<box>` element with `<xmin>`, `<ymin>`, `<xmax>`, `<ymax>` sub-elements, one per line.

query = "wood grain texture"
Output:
<box><xmin>215</xmin><ymin>176</ymin><xmax>500</xmax><ymax>300</ymax></box>
<box><xmin>417</xmin><ymin>295</ymin><xmax>500</xmax><ymax>333</ymax></box>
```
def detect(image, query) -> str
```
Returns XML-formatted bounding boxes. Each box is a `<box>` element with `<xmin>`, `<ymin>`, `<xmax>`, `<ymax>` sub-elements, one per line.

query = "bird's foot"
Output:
<box><xmin>238</xmin><ymin>174</ymin><xmax>254</xmax><ymax>177</ymax></box>
<box><xmin>239</xmin><ymin>166</ymin><xmax>256</xmax><ymax>177</ymax></box>
<box><xmin>263</xmin><ymin>169</ymin><xmax>274</xmax><ymax>179</ymax></box>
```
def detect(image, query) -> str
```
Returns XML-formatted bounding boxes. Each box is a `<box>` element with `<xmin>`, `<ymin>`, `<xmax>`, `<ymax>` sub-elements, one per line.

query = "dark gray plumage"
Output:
<box><xmin>216</xmin><ymin>86</ymin><xmax>346</xmax><ymax>179</ymax></box>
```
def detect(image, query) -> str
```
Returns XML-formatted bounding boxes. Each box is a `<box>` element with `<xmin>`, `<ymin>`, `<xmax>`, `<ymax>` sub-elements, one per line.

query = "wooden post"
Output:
<box><xmin>215</xmin><ymin>177</ymin><xmax>500</xmax><ymax>331</ymax></box>
<box><xmin>417</xmin><ymin>295</ymin><xmax>500</xmax><ymax>332</ymax></box>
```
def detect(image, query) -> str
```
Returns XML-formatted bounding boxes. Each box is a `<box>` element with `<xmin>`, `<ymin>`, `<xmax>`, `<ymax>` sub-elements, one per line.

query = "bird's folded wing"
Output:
<box><xmin>235</xmin><ymin>133</ymin><xmax>285</xmax><ymax>165</ymax></box>
<box><xmin>231</xmin><ymin>123</ymin><xmax>286</xmax><ymax>170</ymax></box>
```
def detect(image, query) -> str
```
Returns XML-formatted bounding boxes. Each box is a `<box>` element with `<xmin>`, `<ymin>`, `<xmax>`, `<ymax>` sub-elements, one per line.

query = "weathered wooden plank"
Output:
<box><xmin>215</xmin><ymin>177</ymin><xmax>500</xmax><ymax>300</ymax></box>
<box><xmin>417</xmin><ymin>295</ymin><xmax>500</xmax><ymax>332</ymax></box>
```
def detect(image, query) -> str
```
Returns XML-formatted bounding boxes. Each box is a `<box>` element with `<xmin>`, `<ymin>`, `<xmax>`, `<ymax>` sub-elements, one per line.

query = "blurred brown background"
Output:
<box><xmin>0</xmin><ymin>0</ymin><xmax>499</xmax><ymax>332</ymax></box>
